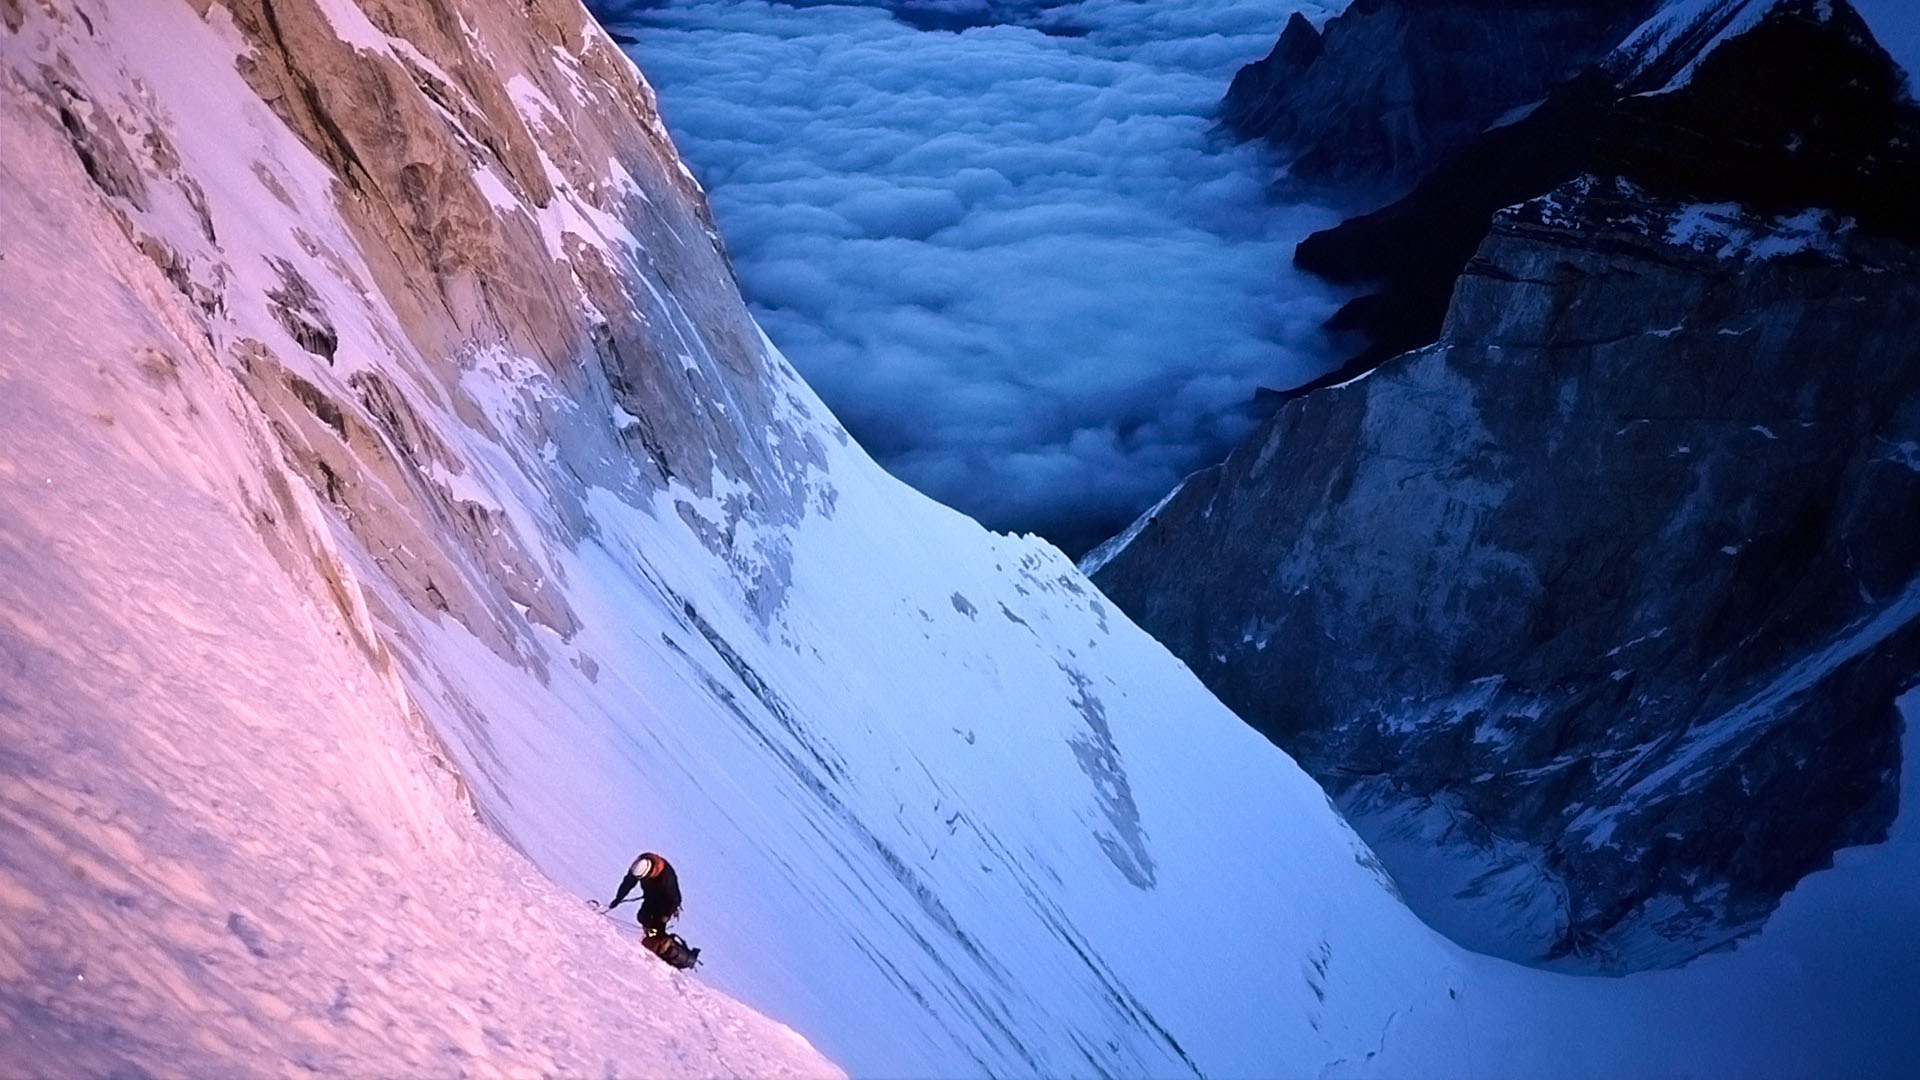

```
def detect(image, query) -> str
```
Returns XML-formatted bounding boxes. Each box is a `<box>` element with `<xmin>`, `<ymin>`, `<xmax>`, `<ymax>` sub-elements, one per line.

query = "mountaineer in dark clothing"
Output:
<box><xmin>607</xmin><ymin>851</ymin><xmax>700</xmax><ymax>968</ymax></box>
<box><xmin>609</xmin><ymin>851</ymin><xmax>682</xmax><ymax>934</ymax></box>
<box><xmin>607</xmin><ymin>852</ymin><xmax>699</xmax><ymax>968</ymax></box>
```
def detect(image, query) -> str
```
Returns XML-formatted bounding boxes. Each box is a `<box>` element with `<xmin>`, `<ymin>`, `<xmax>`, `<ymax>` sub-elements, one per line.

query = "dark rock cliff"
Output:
<box><xmin>1293</xmin><ymin>0</ymin><xmax>1920</xmax><ymax>376</ymax></box>
<box><xmin>1095</xmin><ymin>2</ymin><xmax>1920</xmax><ymax>972</ymax></box>
<box><xmin>1095</xmin><ymin>174</ymin><xmax>1920</xmax><ymax>972</ymax></box>
<box><xmin>1221</xmin><ymin>0</ymin><xmax>1653</xmax><ymax>194</ymax></box>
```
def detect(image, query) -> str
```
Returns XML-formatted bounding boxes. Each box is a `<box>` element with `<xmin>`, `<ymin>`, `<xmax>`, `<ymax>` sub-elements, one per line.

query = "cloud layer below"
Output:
<box><xmin>603</xmin><ymin>0</ymin><xmax>1348</xmax><ymax>555</ymax></box>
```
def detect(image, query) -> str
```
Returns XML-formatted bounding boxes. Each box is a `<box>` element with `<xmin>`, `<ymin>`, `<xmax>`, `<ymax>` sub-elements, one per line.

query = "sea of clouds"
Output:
<box><xmin>591</xmin><ymin>0</ymin><xmax>1349</xmax><ymax>555</ymax></box>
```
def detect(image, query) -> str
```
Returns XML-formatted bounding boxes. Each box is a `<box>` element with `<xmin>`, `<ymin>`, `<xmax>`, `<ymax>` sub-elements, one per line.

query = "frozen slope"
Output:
<box><xmin>0</xmin><ymin>85</ymin><xmax>835</xmax><ymax>1078</ymax></box>
<box><xmin>0</xmin><ymin>1</ymin><xmax>1465</xmax><ymax>1076</ymax></box>
<box><xmin>1</xmin><ymin>0</ymin><xmax>1914</xmax><ymax>1077</ymax></box>
<box><xmin>1395</xmin><ymin>691</ymin><xmax>1920</xmax><ymax>1079</ymax></box>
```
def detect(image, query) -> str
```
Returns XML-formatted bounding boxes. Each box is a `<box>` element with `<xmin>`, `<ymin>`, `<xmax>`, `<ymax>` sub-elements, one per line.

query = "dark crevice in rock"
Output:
<box><xmin>39</xmin><ymin>68</ymin><xmax>149</xmax><ymax>208</ymax></box>
<box><xmin>266</xmin><ymin>257</ymin><xmax>340</xmax><ymax>363</ymax></box>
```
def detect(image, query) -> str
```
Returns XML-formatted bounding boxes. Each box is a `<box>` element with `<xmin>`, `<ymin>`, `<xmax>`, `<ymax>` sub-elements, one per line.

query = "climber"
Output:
<box><xmin>606</xmin><ymin>851</ymin><xmax>701</xmax><ymax>969</ymax></box>
<box><xmin>608</xmin><ymin>851</ymin><xmax>682</xmax><ymax>934</ymax></box>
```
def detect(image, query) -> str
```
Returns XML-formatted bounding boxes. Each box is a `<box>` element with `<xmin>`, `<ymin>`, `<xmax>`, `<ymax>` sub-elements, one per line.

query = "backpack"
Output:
<box><xmin>643</xmin><ymin>928</ymin><xmax>701</xmax><ymax>969</ymax></box>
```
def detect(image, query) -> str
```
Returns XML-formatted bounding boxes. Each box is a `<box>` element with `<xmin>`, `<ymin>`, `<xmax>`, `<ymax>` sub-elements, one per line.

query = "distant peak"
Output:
<box><xmin>1610</xmin><ymin>0</ymin><xmax>1880</xmax><ymax>94</ymax></box>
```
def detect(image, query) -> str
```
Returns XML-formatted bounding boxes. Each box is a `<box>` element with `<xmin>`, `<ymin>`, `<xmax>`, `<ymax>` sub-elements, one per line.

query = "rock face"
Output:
<box><xmin>1095</xmin><ymin>2</ymin><xmax>1920</xmax><ymax>973</ymax></box>
<box><xmin>19</xmin><ymin>0</ymin><xmax>814</xmax><ymax>671</ymax></box>
<box><xmin>1294</xmin><ymin>0</ymin><xmax>1920</xmax><ymax>373</ymax></box>
<box><xmin>1221</xmin><ymin>0</ymin><xmax>1654</xmax><ymax>193</ymax></box>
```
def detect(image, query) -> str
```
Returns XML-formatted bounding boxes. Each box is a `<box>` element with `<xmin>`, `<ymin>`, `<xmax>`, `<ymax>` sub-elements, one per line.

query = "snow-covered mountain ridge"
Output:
<box><xmin>3</xmin><ymin>0</ymin><xmax>1917</xmax><ymax>1075</ymax></box>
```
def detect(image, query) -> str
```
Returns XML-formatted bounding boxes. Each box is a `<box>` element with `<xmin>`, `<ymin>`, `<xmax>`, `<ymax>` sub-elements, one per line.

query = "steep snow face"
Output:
<box><xmin>0</xmin><ymin>1</ymin><xmax>1467</xmax><ymax>1076</ymax></box>
<box><xmin>1609</xmin><ymin>0</ymin><xmax>1783</xmax><ymax>90</ymax></box>
<box><xmin>0</xmin><ymin>34</ymin><xmax>835</xmax><ymax>1079</ymax></box>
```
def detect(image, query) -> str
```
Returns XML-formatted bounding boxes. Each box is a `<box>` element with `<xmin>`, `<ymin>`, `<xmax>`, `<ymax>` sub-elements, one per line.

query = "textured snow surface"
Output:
<box><xmin>0</xmin><ymin>84</ymin><xmax>834</xmax><ymax>1079</ymax></box>
<box><xmin>1527</xmin><ymin>175</ymin><xmax>1859</xmax><ymax>266</ymax></box>
<box><xmin>1664</xmin><ymin>202</ymin><xmax>1852</xmax><ymax>259</ymax></box>
<box><xmin>0</xmin><ymin>4</ymin><xmax>1459</xmax><ymax>1076</ymax></box>
<box><xmin>2</xmin><ymin>0</ymin><xmax>1917</xmax><ymax>1076</ymax></box>
<box><xmin>1614</xmin><ymin>0</ymin><xmax>1779</xmax><ymax>91</ymax></box>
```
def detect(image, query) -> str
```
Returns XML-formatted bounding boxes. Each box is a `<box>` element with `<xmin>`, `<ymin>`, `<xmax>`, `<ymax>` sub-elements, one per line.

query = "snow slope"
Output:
<box><xmin>0</xmin><ymin>80</ymin><xmax>833</xmax><ymax>1078</ymax></box>
<box><xmin>0</xmin><ymin>2</ymin><xmax>1462</xmax><ymax>1075</ymax></box>
<box><xmin>1403</xmin><ymin>690</ymin><xmax>1920</xmax><ymax>1079</ymax></box>
<box><xmin>2</xmin><ymin>0</ymin><xmax>1915</xmax><ymax>1077</ymax></box>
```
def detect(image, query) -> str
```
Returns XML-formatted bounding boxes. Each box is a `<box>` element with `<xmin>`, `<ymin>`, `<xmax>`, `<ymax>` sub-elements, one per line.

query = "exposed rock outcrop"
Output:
<box><xmin>1097</xmin><ymin>172</ymin><xmax>1920</xmax><ymax>971</ymax></box>
<box><xmin>1095</xmin><ymin>2</ymin><xmax>1920</xmax><ymax>972</ymax></box>
<box><xmin>1222</xmin><ymin>0</ymin><xmax>1654</xmax><ymax>193</ymax></box>
<box><xmin>11</xmin><ymin>0</ymin><xmax>827</xmax><ymax>676</ymax></box>
<box><xmin>1293</xmin><ymin>0</ymin><xmax>1920</xmax><ymax>375</ymax></box>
